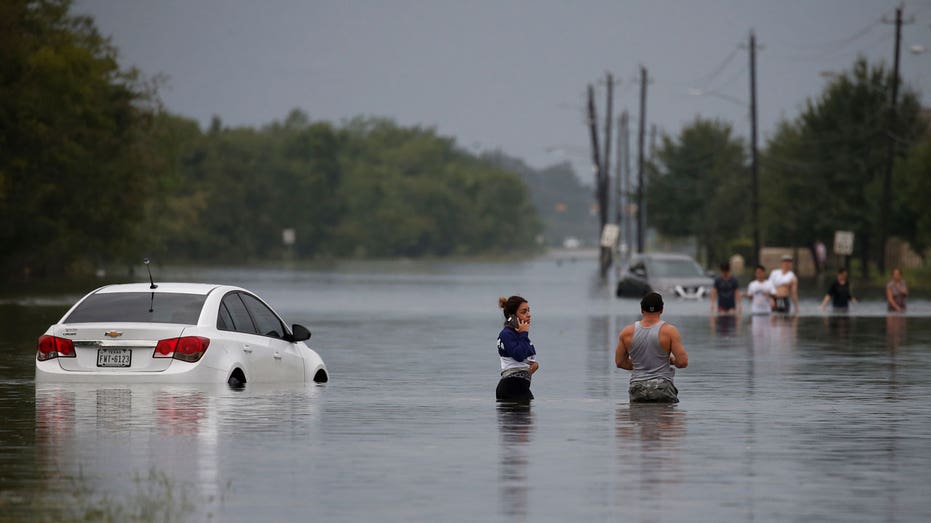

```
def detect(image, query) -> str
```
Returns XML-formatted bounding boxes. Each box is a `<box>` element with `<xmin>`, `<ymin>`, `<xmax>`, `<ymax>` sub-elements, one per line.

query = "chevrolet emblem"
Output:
<box><xmin>104</xmin><ymin>330</ymin><xmax>123</xmax><ymax>338</ymax></box>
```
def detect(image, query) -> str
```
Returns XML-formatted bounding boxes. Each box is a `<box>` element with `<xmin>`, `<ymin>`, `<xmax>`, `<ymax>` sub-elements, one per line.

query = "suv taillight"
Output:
<box><xmin>153</xmin><ymin>336</ymin><xmax>210</xmax><ymax>363</ymax></box>
<box><xmin>37</xmin><ymin>335</ymin><xmax>76</xmax><ymax>361</ymax></box>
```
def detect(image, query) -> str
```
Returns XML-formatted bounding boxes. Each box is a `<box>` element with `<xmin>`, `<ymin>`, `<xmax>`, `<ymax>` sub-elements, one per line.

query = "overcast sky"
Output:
<box><xmin>75</xmin><ymin>0</ymin><xmax>931</xmax><ymax>180</ymax></box>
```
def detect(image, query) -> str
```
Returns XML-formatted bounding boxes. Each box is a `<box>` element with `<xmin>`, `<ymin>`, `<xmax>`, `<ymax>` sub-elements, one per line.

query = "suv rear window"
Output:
<box><xmin>63</xmin><ymin>292</ymin><xmax>207</xmax><ymax>325</ymax></box>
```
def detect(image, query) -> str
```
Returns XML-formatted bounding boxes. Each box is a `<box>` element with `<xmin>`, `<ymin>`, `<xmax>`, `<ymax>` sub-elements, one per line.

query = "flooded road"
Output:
<box><xmin>2</xmin><ymin>257</ymin><xmax>931</xmax><ymax>521</ymax></box>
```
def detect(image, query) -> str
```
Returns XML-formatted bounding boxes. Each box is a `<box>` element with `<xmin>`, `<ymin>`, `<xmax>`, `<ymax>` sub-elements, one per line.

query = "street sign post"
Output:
<box><xmin>833</xmin><ymin>230</ymin><xmax>854</xmax><ymax>256</ymax></box>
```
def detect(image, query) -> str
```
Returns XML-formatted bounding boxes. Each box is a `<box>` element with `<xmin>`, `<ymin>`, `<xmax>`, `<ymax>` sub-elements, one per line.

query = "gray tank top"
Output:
<box><xmin>630</xmin><ymin>320</ymin><xmax>675</xmax><ymax>383</ymax></box>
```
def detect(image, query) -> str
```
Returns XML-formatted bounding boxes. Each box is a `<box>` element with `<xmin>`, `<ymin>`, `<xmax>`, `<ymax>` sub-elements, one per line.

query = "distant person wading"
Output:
<box><xmin>886</xmin><ymin>268</ymin><xmax>908</xmax><ymax>312</ymax></box>
<box><xmin>820</xmin><ymin>268</ymin><xmax>857</xmax><ymax>312</ymax></box>
<box><xmin>769</xmin><ymin>255</ymin><xmax>799</xmax><ymax>314</ymax></box>
<box><xmin>711</xmin><ymin>262</ymin><xmax>741</xmax><ymax>315</ymax></box>
<box><xmin>615</xmin><ymin>293</ymin><xmax>688</xmax><ymax>403</ymax></box>
<box><xmin>495</xmin><ymin>295</ymin><xmax>538</xmax><ymax>401</ymax></box>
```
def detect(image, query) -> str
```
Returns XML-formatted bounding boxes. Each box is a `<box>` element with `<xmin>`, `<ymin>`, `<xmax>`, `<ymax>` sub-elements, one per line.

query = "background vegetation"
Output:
<box><xmin>3</xmin><ymin>1</ymin><xmax>605</xmax><ymax>282</ymax></box>
<box><xmin>2</xmin><ymin>0</ymin><xmax>929</xmax><ymax>283</ymax></box>
<box><xmin>645</xmin><ymin>58</ymin><xmax>928</xmax><ymax>274</ymax></box>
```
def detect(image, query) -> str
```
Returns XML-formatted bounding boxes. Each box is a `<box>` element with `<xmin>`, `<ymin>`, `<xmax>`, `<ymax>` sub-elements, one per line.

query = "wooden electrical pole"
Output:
<box><xmin>620</xmin><ymin>111</ymin><xmax>631</xmax><ymax>258</ymax></box>
<box><xmin>587</xmin><ymin>83</ymin><xmax>603</xmax><ymax>231</ymax></box>
<box><xmin>600</xmin><ymin>73</ymin><xmax>614</xmax><ymax>276</ymax></box>
<box><xmin>879</xmin><ymin>6</ymin><xmax>908</xmax><ymax>274</ymax></box>
<box><xmin>637</xmin><ymin>66</ymin><xmax>648</xmax><ymax>254</ymax></box>
<box><xmin>749</xmin><ymin>30</ymin><xmax>760</xmax><ymax>266</ymax></box>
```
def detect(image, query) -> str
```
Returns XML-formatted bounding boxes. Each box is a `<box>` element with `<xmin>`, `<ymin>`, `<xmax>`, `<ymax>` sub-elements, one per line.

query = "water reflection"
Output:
<box><xmin>750</xmin><ymin>314</ymin><xmax>798</xmax><ymax>355</ymax></box>
<box><xmin>586</xmin><ymin>316</ymin><xmax>612</xmax><ymax>398</ymax></box>
<box><xmin>497</xmin><ymin>401</ymin><xmax>534</xmax><ymax>518</ymax></box>
<box><xmin>616</xmin><ymin>403</ymin><xmax>686</xmax><ymax>445</ymax></box>
<box><xmin>34</xmin><ymin>384</ymin><xmax>223</xmax><ymax>518</ymax></box>
<box><xmin>885</xmin><ymin>314</ymin><xmax>906</xmax><ymax>352</ymax></box>
<box><xmin>35</xmin><ymin>387</ymin><xmax>76</xmax><ymax>446</ymax></box>
<box><xmin>96</xmin><ymin>388</ymin><xmax>133</xmax><ymax>432</ymax></box>
<box><xmin>616</xmin><ymin>404</ymin><xmax>687</xmax><ymax>516</ymax></box>
<box><xmin>710</xmin><ymin>314</ymin><xmax>740</xmax><ymax>337</ymax></box>
<box><xmin>823</xmin><ymin>315</ymin><xmax>852</xmax><ymax>344</ymax></box>
<box><xmin>157</xmin><ymin>390</ymin><xmax>208</xmax><ymax>436</ymax></box>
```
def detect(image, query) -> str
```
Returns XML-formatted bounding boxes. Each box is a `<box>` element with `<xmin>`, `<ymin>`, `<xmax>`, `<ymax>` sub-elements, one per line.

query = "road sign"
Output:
<box><xmin>833</xmin><ymin>230</ymin><xmax>854</xmax><ymax>256</ymax></box>
<box><xmin>282</xmin><ymin>228</ymin><xmax>296</xmax><ymax>246</ymax></box>
<box><xmin>600</xmin><ymin>224</ymin><xmax>620</xmax><ymax>248</ymax></box>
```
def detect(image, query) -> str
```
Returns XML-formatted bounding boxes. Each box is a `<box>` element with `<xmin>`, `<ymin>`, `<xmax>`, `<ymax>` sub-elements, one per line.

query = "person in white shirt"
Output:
<box><xmin>768</xmin><ymin>255</ymin><xmax>798</xmax><ymax>314</ymax></box>
<box><xmin>745</xmin><ymin>264</ymin><xmax>776</xmax><ymax>314</ymax></box>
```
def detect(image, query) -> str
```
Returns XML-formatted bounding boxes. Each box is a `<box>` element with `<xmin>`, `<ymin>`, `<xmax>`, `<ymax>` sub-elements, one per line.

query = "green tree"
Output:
<box><xmin>0</xmin><ymin>0</ymin><xmax>152</xmax><ymax>278</ymax></box>
<box><xmin>137</xmin><ymin>114</ymin><xmax>541</xmax><ymax>262</ymax></box>
<box><xmin>893</xmin><ymin>131</ymin><xmax>931</xmax><ymax>255</ymax></box>
<box><xmin>760</xmin><ymin>57</ymin><xmax>925</xmax><ymax>273</ymax></box>
<box><xmin>645</xmin><ymin>117</ymin><xmax>749</xmax><ymax>264</ymax></box>
<box><xmin>482</xmin><ymin>152</ymin><xmax>598</xmax><ymax>248</ymax></box>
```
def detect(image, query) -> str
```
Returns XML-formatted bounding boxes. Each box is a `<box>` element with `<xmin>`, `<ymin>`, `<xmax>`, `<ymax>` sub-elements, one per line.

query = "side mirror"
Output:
<box><xmin>291</xmin><ymin>324</ymin><xmax>312</xmax><ymax>342</ymax></box>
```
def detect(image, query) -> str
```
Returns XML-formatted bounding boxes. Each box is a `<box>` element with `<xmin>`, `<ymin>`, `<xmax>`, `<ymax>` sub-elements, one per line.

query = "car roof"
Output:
<box><xmin>91</xmin><ymin>282</ymin><xmax>239</xmax><ymax>295</ymax></box>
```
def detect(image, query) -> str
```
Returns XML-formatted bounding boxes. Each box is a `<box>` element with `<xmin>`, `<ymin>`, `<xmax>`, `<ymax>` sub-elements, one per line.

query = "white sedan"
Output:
<box><xmin>35</xmin><ymin>283</ymin><xmax>328</xmax><ymax>386</ymax></box>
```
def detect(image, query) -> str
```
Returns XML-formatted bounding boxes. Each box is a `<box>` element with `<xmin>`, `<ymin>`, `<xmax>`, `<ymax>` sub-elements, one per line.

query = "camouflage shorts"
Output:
<box><xmin>629</xmin><ymin>378</ymin><xmax>679</xmax><ymax>403</ymax></box>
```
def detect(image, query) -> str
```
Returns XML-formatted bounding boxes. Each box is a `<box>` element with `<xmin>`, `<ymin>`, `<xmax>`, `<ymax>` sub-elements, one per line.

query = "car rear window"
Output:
<box><xmin>63</xmin><ymin>292</ymin><xmax>207</xmax><ymax>325</ymax></box>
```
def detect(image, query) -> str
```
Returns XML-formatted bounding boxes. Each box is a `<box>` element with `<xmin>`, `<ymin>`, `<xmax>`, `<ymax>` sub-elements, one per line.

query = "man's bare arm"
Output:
<box><xmin>666</xmin><ymin>325</ymin><xmax>688</xmax><ymax>368</ymax></box>
<box><xmin>615</xmin><ymin>326</ymin><xmax>633</xmax><ymax>370</ymax></box>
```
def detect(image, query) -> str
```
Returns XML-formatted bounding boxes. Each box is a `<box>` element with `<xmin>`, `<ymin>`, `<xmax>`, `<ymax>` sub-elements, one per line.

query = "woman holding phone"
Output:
<box><xmin>496</xmin><ymin>295</ymin><xmax>538</xmax><ymax>401</ymax></box>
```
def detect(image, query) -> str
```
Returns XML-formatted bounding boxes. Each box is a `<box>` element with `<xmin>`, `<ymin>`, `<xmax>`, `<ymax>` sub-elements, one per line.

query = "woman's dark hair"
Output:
<box><xmin>498</xmin><ymin>295</ymin><xmax>527</xmax><ymax>318</ymax></box>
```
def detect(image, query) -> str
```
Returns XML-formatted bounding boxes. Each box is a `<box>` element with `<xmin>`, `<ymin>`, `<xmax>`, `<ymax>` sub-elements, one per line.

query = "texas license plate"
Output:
<box><xmin>97</xmin><ymin>348</ymin><xmax>132</xmax><ymax>367</ymax></box>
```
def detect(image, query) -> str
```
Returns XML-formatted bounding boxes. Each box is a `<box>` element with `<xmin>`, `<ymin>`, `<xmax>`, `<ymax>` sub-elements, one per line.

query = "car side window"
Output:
<box><xmin>217</xmin><ymin>302</ymin><xmax>235</xmax><ymax>331</ymax></box>
<box><xmin>221</xmin><ymin>293</ymin><xmax>257</xmax><ymax>335</ymax></box>
<box><xmin>240</xmin><ymin>294</ymin><xmax>286</xmax><ymax>339</ymax></box>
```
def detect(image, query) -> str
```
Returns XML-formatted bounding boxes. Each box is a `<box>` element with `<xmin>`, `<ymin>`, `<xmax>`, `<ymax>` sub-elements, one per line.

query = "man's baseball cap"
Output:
<box><xmin>640</xmin><ymin>292</ymin><xmax>664</xmax><ymax>313</ymax></box>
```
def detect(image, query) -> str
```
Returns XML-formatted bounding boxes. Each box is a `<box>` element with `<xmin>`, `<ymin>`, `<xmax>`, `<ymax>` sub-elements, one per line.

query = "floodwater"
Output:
<box><xmin>2</xmin><ymin>257</ymin><xmax>931</xmax><ymax>522</ymax></box>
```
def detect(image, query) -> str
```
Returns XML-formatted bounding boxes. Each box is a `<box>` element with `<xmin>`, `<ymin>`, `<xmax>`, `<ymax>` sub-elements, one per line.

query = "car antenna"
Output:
<box><xmin>144</xmin><ymin>258</ymin><xmax>158</xmax><ymax>289</ymax></box>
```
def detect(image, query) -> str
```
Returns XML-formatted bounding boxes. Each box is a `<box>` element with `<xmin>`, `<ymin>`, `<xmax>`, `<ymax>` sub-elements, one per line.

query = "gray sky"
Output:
<box><xmin>75</xmin><ymin>0</ymin><xmax>931</xmax><ymax>181</ymax></box>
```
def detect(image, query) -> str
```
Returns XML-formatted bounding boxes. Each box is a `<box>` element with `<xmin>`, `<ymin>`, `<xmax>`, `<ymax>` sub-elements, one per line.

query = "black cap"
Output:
<box><xmin>640</xmin><ymin>292</ymin><xmax>664</xmax><ymax>313</ymax></box>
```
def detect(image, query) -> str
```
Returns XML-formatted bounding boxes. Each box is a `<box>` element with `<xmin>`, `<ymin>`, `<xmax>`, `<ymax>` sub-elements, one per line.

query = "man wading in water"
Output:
<box><xmin>615</xmin><ymin>293</ymin><xmax>688</xmax><ymax>403</ymax></box>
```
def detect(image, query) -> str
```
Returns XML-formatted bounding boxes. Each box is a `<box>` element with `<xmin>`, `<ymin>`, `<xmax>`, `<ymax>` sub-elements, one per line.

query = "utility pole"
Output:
<box><xmin>587</xmin><ymin>84</ymin><xmax>603</xmax><ymax>245</ymax></box>
<box><xmin>620</xmin><ymin>111</ymin><xmax>631</xmax><ymax>259</ymax></box>
<box><xmin>637</xmin><ymin>66</ymin><xmax>648</xmax><ymax>254</ymax></box>
<box><xmin>600</xmin><ymin>73</ymin><xmax>614</xmax><ymax>277</ymax></box>
<box><xmin>749</xmin><ymin>30</ymin><xmax>760</xmax><ymax>266</ymax></box>
<box><xmin>879</xmin><ymin>5</ymin><xmax>911</xmax><ymax>274</ymax></box>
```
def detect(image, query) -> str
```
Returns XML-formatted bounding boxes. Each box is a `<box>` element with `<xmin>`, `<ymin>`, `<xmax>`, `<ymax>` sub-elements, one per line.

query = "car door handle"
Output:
<box><xmin>273</xmin><ymin>352</ymin><xmax>282</xmax><ymax>360</ymax></box>
<box><xmin>243</xmin><ymin>345</ymin><xmax>253</xmax><ymax>354</ymax></box>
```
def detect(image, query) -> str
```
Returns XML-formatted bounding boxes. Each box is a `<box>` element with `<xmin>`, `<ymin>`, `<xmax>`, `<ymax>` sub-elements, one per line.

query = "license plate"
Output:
<box><xmin>97</xmin><ymin>348</ymin><xmax>132</xmax><ymax>368</ymax></box>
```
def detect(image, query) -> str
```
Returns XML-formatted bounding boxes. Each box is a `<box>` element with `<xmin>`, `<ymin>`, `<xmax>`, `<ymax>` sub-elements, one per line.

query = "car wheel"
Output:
<box><xmin>228</xmin><ymin>369</ymin><xmax>246</xmax><ymax>388</ymax></box>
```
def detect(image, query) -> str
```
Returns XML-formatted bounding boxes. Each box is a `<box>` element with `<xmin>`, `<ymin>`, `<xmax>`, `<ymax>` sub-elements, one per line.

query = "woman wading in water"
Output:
<box><xmin>496</xmin><ymin>295</ymin><xmax>538</xmax><ymax>401</ymax></box>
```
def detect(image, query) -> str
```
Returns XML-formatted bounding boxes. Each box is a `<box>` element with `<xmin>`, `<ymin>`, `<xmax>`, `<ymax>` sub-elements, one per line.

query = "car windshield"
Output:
<box><xmin>649</xmin><ymin>259</ymin><xmax>706</xmax><ymax>278</ymax></box>
<box><xmin>63</xmin><ymin>292</ymin><xmax>207</xmax><ymax>324</ymax></box>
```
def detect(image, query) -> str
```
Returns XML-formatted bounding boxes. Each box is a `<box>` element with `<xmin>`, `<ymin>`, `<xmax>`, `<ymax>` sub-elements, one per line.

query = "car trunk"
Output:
<box><xmin>51</xmin><ymin>323</ymin><xmax>188</xmax><ymax>372</ymax></box>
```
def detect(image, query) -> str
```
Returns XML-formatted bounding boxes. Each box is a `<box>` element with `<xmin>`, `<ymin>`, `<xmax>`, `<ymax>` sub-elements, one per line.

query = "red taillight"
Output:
<box><xmin>153</xmin><ymin>336</ymin><xmax>210</xmax><ymax>363</ymax></box>
<box><xmin>37</xmin><ymin>335</ymin><xmax>76</xmax><ymax>361</ymax></box>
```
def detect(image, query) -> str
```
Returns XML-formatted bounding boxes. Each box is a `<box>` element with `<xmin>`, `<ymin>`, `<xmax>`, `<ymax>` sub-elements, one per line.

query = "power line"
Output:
<box><xmin>771</xmin><ymin>18</ymin><xmax>882</xmax><ymax>57</ymax></box>
<box><xmin>695</xmin><ymin>45</ymin><xmax>742</xmax><ymax>89</ymax></box>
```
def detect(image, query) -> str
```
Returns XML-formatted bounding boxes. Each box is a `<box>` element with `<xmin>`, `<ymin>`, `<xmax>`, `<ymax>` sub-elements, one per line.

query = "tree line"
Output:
<box><xmin>0</xmin><ymin>1</ymin><xmax>544</xmax><ymax>281</ymax></box>
<box><xmin>645</xmin><ymin>58</ymin><xmax>929</xmax><ymax>275</ymax></box>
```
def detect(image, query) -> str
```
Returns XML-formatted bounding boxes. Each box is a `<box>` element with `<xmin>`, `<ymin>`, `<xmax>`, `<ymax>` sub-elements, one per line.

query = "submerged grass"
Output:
<box><xmin>1</xmin><ymin>467</ymin><xmax>230</xmax><ymax>523</ymax></box>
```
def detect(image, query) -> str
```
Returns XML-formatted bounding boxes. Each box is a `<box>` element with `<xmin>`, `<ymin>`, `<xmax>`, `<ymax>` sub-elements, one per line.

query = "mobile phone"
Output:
<box><xmin>506</xmin><ymin>316</ymin><xmax>520</xmax><ymax>330</ymax></box>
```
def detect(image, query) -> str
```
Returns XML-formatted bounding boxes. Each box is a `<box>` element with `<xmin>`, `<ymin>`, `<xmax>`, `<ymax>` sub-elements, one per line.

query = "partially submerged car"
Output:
<box><xmin>35</xmin><ymin>283</ymin><xmax>328</xmax><ymax>386</ymax></box>
<box><xmin>616</xmin><ymin>253</ymin><xmax>713</xmax><ymax>299</ymax></box>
